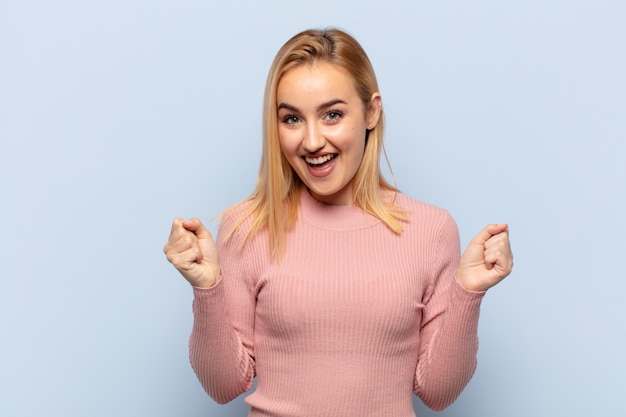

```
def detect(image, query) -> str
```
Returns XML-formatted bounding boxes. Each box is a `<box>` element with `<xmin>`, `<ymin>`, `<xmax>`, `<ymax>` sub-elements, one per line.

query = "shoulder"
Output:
<box><xmin>394</xmin><ymin>193</ymin><xmax>455</xmax><ymax>224</ymax></box>
<box><xmin>394</xmin><ymin>194</ymin><xmax>461</xmax><ymax>269</ymax></box>
<box><xmin>221</xmin><ymin>198</ymin><xmax>254</xmax><ymax>225</ymax></box>
<box><xmin>217</xmin><ymin>198</ymin><xmax>256</xmax><ymax>242</ymax></box>
<box><xmin>392</xmin><ymin>192</ymin><xmax>459</xmax><ymax>245</ymax></box>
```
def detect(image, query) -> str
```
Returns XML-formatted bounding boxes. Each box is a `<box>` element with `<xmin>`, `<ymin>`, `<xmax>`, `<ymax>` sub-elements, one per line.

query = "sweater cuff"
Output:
<box><xmin>454</xmin><ymin>274</ymin><xmax>487</xmax><ymax>294</ymax></box>
<box><xmin>452</xmin><ymin>277</ymin><xmax>485</xmax><ymax>304</ymax></box>
<box><xmin>191</xmin><ymin>278</ymin><xmax>225</xmax><ymax>319</ymax></box>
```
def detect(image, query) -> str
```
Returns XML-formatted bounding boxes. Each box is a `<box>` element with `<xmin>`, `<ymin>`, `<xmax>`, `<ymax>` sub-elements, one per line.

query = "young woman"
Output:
<box><xmin>164</xmin><ymin>28</ymin><xmax>513</xmax><ymax>417</ymax></box>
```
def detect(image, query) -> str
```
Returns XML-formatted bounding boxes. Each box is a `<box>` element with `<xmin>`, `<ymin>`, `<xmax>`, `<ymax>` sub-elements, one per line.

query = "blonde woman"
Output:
<box><xmin>164</xmin><ymin>28</ymin><xmax>513</xmax><ymax>417</ymax></box>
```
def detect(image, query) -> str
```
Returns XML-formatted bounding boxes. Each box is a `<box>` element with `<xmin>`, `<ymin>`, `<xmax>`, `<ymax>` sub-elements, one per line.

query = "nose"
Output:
<box><xmin>302</xmin><ymin>122</ymin><xmax>325</xmax><ymax>153</ymax></box>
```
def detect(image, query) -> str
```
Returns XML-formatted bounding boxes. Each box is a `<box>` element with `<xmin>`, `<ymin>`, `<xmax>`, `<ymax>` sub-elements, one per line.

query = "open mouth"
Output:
<box><xmin>304</xmin><ymin>154</ymin><xmax>337</xmax><ymax>167</ymax></box>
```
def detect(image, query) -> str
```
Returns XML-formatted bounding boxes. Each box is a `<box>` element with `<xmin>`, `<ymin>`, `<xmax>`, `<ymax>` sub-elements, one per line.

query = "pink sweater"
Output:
<box><xmin>189</xmin><ymin>190</ymin><xmax>484</xmax><ymax>417</ymax></box>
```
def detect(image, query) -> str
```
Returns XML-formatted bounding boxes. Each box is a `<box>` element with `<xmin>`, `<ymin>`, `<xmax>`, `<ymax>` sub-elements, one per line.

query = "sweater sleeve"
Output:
<box><xmin>413</xmin><ymin>212</ymin><xmax>485</xmax><ymax>411</ymax></box>
<box><xmin>188</xmin><ymin>212</ymin><xmax>256</xmax><ymax>404</ymax></box>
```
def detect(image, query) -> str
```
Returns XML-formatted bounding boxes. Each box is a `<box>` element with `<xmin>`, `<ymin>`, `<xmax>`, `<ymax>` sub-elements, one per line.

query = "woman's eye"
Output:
<box><xmin>325</xmin><ymin>111</ymin><xmax>343</xmax><ymax>122</ymax></box>
<box><xmin>282</xmin><ymin>115</ymin><xmax>300</xmax><ymax>124</ymax></box>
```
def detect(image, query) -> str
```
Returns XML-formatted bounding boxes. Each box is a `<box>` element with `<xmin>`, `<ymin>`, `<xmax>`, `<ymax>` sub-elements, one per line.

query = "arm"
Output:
<box><xmin>414</xmin><ymin>217</ymin><xmax>514</xmax><ymax>410</ymax></box>
<box><xmin>164</xmin><ymin>214</ymin><xmax>256</xmax><ymax>404</ymax></box>
<box><xmin>413</xmin><ymin>214</ymin><xmax>484</xmax><ymax>410</ymax></box>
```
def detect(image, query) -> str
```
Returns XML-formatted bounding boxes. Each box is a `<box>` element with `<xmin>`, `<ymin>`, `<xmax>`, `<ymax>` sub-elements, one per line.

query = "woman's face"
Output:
<box><xmin>276</xmin><ymin>62</ymin><xmax>380</xmax><ymax>206</ymax></box>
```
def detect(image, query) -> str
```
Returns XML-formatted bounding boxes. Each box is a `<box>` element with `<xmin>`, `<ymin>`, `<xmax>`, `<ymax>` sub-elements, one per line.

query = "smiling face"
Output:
<box><xmin>276</xmin><ymin>62</ymin><xmax>381</xmax><ymax>206</ymax></box>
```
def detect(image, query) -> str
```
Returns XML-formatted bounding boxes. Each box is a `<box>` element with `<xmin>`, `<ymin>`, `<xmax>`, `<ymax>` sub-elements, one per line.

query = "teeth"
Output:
<box><xmin>305</xmin><ymin>154</ymin><xmax>334</xmax><ymax>165</ymax></box>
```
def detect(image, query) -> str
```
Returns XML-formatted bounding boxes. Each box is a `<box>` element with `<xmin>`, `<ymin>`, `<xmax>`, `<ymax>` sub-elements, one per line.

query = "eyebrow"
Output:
<box><xmin>277</xmin><ymin>99</ymin><xmax>348</xmax><ymax>113</ymax></box>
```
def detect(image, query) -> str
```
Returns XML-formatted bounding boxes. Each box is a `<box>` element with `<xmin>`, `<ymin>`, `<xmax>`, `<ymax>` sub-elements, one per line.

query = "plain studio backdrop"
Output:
<box><xmin>1</xmin><ymin>1</ymin><xmax>624</xmax><ymax>416</ymax></box>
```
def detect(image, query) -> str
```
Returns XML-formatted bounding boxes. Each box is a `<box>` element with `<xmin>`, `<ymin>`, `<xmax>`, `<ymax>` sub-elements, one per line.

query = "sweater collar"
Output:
<box><xmin>298</xmin><ymin>188</ymin><xmax>380</xmax><ymax>231</ymax></box>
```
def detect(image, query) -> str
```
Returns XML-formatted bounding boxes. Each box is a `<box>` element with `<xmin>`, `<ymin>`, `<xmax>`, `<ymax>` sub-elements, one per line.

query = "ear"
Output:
<box><xmin>366</xmin><ymin>92</ymin><xmax>382</xmax><ymax>129</ymax></box>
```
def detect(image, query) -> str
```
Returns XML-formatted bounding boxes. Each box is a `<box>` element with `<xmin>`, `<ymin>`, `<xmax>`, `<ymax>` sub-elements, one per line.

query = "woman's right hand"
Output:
<box><xmin>163</xmin><ymin>217</ymin><xmax>221</xmax><ymax>288</ymax></box>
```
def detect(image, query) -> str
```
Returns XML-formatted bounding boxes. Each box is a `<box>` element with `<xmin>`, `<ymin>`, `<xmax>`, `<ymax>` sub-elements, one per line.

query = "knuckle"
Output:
<box><xmin>182</xmin><ymin>234</ymin><xmax>196</xmax><ymax>248</ymax></box>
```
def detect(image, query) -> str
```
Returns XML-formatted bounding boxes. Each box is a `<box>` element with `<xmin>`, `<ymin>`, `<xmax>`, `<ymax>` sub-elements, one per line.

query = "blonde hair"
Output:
<box><xmin>228</xmin><ymin>28</ymin><xmax>406</xmax><ymax>260</ymax></box>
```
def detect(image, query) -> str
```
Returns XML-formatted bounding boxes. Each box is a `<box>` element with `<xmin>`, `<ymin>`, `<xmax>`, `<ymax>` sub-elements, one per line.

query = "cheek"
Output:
<box><xmin>343</xmin><ymin>128</ymin><xmax>367</xmax><ymax>167</ymax></box>
<box><xmin>337</xmin><ymin>125</ymin><xmax>366</xmax><ymax>152</ymax></box>
<box><xmin>277</xmin><ymin>129</ymin><xmax>302</xmax><ymax>166</ymax></box>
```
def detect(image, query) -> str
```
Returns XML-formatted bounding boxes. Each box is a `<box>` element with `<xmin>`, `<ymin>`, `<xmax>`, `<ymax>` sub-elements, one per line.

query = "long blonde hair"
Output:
<box><xmin>228</xmin><ymin>28</ymin><xmax>406</xmax><ymax>260</ymax></box>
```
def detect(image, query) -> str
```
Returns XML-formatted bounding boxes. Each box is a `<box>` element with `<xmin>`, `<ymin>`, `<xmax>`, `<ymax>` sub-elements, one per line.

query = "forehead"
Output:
<box><xmin>276</xmin><ymin>62</ymin><xmax>360</xmax><ymax>104</ymax></box>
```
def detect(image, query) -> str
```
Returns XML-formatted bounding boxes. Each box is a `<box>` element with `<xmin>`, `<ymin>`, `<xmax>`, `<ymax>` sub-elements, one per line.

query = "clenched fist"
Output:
<box><xmin>456</xmin><ymin>224</ymin><xmax>513</xmax><ymax>292</ymax></box>
<box><xmin>163</xmin><ymin>217</ymin><xmax>221</xmax><ymax>288</ymax></box>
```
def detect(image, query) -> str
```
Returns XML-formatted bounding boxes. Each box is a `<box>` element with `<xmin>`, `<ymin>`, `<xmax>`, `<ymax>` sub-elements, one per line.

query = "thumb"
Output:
<box><xmin>182</xmin><ymin>218</ymin><xmax>212</xmax><ymax>240</ymax></box>
<box><xmin>470</xmin><ymin>223</ymin><xmax>508</xmax><ymax>246</ymax></box>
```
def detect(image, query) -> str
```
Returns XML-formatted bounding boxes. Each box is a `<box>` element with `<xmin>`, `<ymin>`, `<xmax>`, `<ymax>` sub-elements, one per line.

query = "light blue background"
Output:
<box><xmin>1</xmin><ymin>1</ymin><xmax>624</xmax><ymax>416</ymax></box>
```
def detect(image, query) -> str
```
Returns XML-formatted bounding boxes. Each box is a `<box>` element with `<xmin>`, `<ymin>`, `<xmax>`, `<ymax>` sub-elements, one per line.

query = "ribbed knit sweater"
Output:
<box><xmin>189</xmin><ymin>190</ymin><xmax>485</xmax><ymax>417</ymax></box>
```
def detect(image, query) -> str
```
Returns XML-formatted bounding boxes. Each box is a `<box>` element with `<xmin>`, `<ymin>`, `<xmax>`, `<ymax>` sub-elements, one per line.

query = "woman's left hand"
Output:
<box><xmin>456</xmin><ymin>224</ymin><xmax>513</xmax><ymax>292</ymax></box>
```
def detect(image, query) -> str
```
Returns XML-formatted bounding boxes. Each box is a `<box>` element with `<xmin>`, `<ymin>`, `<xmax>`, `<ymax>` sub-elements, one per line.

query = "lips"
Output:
<box><xmin>303</xmin><ymin>154</ymin><xmax>337</xmax><ymax>177</ymax></box>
